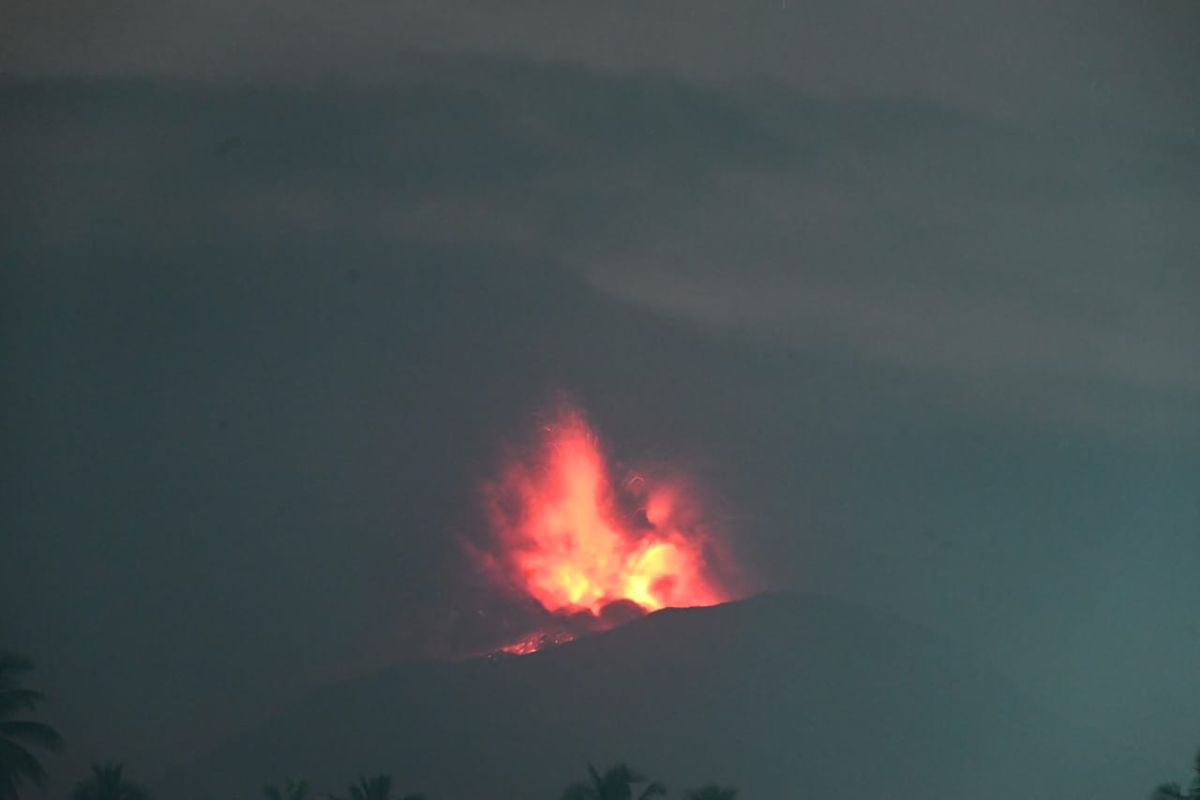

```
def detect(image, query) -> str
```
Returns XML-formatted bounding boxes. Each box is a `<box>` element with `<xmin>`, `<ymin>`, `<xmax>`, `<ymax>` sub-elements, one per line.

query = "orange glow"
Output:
<box><xmin>481</xmin><ymin>407</ymin><xmax>730</xmax><ymax>627</ymax></box>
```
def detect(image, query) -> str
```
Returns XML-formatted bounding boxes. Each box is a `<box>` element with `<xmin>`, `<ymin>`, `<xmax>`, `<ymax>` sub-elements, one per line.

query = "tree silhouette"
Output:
<box><xmin>264</xmin><ymin>778</ymin><xmax>311</xmax><ymax>800</ymax></box>
<box><xmin>0</xmin><ymin>651</ymin><xmax>64</xmax><ymax>800</ymax></box>
<box><xmin>71</xmin><ymin>763</ymin><xmax>148</xmax><ymax>800</ymax></box>
<box><xmin>329</xmin><ymin>774</ymin><xmax>423</xmax><ymax>800</ymax></box>
<box><xmin>684</xmin><ymin>785</ymin><xmax>738</xmax><ymax>800</ymax></box>
<box><xmin>1152</xmin><ymin>749</ymin><xmax>1200</xmax><ymax>800</ymax></box>
<box><xmin>561</xmin><ymin>763</ymin><xmax>666</xmax><ymax>800</ymax></box>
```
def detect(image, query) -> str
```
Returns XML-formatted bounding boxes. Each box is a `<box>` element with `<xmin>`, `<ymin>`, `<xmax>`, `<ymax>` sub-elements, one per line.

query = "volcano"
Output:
<box><xmin>155</xmin><ymin>593</ymin><xmax>1127</xmax><ymax>800</ymax></box>
<box><xmin>476</xmin><ymin>405</ymin><xmax>739</xmax><ymax>654</ymax></box>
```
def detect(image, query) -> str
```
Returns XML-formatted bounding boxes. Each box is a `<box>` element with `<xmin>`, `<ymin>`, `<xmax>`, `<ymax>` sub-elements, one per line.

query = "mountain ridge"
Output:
<box><xmin>157</xmin><ymin>592</ymin><xmax>1124</xmax><ymax>799</ymax></box>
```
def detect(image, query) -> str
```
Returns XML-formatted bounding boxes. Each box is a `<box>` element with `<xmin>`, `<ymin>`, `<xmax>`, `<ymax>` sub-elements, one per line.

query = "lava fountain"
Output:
<box><xmin>478</xmin><ymin>406</ymin><xmax>734</xmax><ymax>653</ymax></box>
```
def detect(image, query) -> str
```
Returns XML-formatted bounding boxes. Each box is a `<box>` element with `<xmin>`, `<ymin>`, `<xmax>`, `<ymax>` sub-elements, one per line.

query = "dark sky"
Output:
<box><xmin>2</xmin><ymin>0</ymin><xmax>1199</xmax><ymax>792</ymax></box>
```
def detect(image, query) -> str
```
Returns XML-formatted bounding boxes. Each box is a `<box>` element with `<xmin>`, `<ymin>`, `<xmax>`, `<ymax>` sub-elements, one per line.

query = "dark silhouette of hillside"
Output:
<box><xmin>155</xmin><ymin>593</ymin><xmax>1127</xmax><ymax>799</ymax></box>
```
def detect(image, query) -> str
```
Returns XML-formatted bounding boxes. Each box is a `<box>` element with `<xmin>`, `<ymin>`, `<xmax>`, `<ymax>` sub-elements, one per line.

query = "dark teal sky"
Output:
<box><xmin>2</xmin><ymin>2</ymin><xmax>1198</xmax><ymax>795</ymax></box>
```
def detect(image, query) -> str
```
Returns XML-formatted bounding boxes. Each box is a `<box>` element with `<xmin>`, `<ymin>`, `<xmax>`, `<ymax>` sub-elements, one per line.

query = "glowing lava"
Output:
<box><xmin>480</xmin><ymin>407</ymin><xmax>731</xmax><ymax>646</ymax></box>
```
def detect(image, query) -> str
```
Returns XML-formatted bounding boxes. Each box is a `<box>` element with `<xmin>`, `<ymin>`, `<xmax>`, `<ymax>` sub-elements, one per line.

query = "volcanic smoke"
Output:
<box><xmin>479</xmin><ymin>406</ymin><xmax>734</xmax><ymax>653</ymax></box>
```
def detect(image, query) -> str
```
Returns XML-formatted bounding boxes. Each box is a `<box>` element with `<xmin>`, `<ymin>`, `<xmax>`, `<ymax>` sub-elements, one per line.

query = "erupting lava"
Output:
<box><xmin>479</xmin><ymin>406</ymin><xmax>733</xmax><ymax>652</ymax></box>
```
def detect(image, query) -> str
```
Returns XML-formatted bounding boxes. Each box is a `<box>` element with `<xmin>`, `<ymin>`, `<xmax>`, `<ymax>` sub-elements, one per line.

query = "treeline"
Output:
<box><xmin>254</xmin><ymin>767</ymin><xmax>734</xmax><ymax>800</ymax></box>
<box><xmin>1154</xmin><ymin>752</ymin><xmax>1200</xmax><ymax>800</ymax></box>
<box><xmin>61</xmin><ymin>763</ymin><xmax>735</xmax><ymax>800</ymax></box>
<box><xmin>3</xmin><ymin>650</ymin><xmax>1199</xmax><ymax>800</ymax></box>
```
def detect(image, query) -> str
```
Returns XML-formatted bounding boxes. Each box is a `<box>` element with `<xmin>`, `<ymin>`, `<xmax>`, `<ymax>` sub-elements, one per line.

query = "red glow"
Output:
<box><xmin>494</xmin><ymin>630</ymin><xmax>576</xmax><ymax>656</ymax></box>
<box><xmin>481</xmin><ymin>407</ymin><xmax>731</xmax><ymax>645</ymax></box>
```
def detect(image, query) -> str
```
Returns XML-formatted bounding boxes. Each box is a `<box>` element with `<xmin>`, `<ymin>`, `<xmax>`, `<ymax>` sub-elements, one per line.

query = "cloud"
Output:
<box><xmin>3</xmin><ymin>54</ymin><xmax>1196</xmax><ymax>439</ymax></box>
<box><xmin>571</xmin><ymin>97</ymin><xmax>1200</xmax><ymax>438</ymax></box>
<box><xmin>4</xmin><ymin>0</ymin><xmax>1198</xmax><ymax>130</ymax></box>
<box><xmin>0</xmin><ymin>57</ymin><xmax>779</xmax><ymax>248</ymax></box>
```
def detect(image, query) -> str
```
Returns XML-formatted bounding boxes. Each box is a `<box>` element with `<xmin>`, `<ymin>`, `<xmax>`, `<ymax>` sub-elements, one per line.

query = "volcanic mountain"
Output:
<box><xmin>157</xmin><ymin>593</ymin><xmax>1125</xmax><ymax>799</ymax></box>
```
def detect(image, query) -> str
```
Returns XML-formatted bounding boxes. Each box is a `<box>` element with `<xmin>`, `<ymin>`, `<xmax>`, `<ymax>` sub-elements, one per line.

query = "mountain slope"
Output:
<box><xmin>158</xmin><ymin>593</ymin><xmax>1118</xmax><ymax>799</ymax></box>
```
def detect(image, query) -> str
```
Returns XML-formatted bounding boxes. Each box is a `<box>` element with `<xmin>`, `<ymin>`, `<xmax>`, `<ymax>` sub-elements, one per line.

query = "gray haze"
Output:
<box><xmin>2</xmin><ymin>1</ymin><xmax>1198</xmax><ymax>795</ymax></box>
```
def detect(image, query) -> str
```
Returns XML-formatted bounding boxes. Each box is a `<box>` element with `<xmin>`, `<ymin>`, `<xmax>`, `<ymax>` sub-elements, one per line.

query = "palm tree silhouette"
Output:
<box><xmin>263</xmin><ymin>778</ymin><xmax>311</xmax><ymax>800</ymax></box>
<box><xmin>71</xmin><ymin>763</ymin><xmax>148</xmax><ymax>800</ymax></box>
<box><xmin>684</xmin><ymin>785</ymin><xmax>738</xmax><ymax>800</ymax></box>
<box><xmin>1152</xmin><ymin>749</ymin><xmax>1200</xmax><ymax>800</ymax></box>
<box><xmin>329</xmin><ymin>774</ymin><xmax>423</xmax><ymax>800</ymax></box>
<box><xmin>0</xmin><ymin>651</ymin><xmax>64</xmax><ymax>800</ymax></box>
<box><xmin>561</xmin><ymin>763</ymin><xmax>666</xmax><ymax>800</ymax></box>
